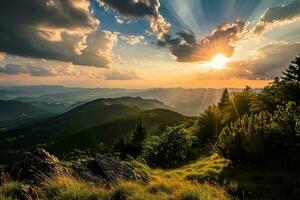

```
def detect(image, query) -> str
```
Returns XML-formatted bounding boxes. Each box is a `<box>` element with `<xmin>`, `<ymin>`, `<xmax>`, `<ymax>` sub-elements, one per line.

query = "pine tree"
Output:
<box><xmin>132</xmin><ymin>119</ymin><xmax>146</xmax><ymax>144</ymax></box>
<box><xmin>218</xmin><ymin>88</ymin><xmax>230</xmax><ymax>110</ymax></box>
<box><xmin>281</xmin><ymin>55</ymin><xmax>300</xmax><ymax>103</ymax></box>
<box><xmin>282</xmin><ymin>55</ymin><xmax>300</xmax><ymax>83</ymax></box>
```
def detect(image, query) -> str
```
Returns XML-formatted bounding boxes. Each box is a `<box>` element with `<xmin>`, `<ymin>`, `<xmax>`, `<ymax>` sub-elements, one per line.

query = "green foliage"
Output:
<box><xmin>197</xmin><ymin>105</ymin><xmax>221</xmax><ymax>145</ymax></box>
<box><xmin>218</xmin><ymin>88</ymin><xmax>230</xmax><ymax>110</ymax></box>
<box><xmin>142</xmin><ymin>124</ymin><xmax>197</xmax><ymax>168</ymax></box>
<box><xmin>216</xmin><ymin>102</ymin><xmax>300</xmax><ymax>164</ymax></box>
<box><xmin>49</xmin><ymin>109</ymin><xmax>184</xmax><ymax>154</ymax></box>
<box><xmin>132</xmin><ymin>119</ymin><xmax>147</xmax><ymax>145</ymax></box>
<box><xmin>221</xmin><ymin>86</ymin><xmax>255</xmax><ymax>125</ymax></box>
<box><xmin>253</xmin><ymin>56</ymin><xmax>300</xmax><ymax>111</ymax></box>
<box><xmin>282</xmin><ymin>55</ymin><xmax>300</xmax><ymax>83</ymax></box>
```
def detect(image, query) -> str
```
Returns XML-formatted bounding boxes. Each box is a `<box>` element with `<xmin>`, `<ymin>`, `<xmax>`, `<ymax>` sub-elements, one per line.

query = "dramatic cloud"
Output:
<box><xmin>254</xmin><ymin>0</ymin><xmax>300</xmax><ymax>35</ymax></box>
<box><xmin>0</xmin><ymin>64</ymin><xmax>59</xmax><ymax>76</ymax></box>
<box><xmin>0</xmin><ymin>0</ymin><xmax>118</xmax><ymax>67</ymax></box>
<box><xmin>98</xmin><ymin>0</ymin><xmax>170</xmax><ymax>39</ymax></box>
<box><xmin>104</xmin><ymin>69</ymin><xmax>139</xmax><ymax>80</ymax></box>
<box><xmin>120</xmin><ymin>35</ymin><xmax>145</xmax><ymax>45</ymax></box>
<box><xmin>226</xmin><ymin>42</ymin><xmax>300</xmax><ymax>79</ymax></box>
<box><xmin>0</xmin><ymin>64</ymin><xmax>80</xmax><ymax>77</ymax></box>
<box><xmin>158</xmin><ymin>21</ymin><xmax>246</xmax><ymax>62</ymax></box>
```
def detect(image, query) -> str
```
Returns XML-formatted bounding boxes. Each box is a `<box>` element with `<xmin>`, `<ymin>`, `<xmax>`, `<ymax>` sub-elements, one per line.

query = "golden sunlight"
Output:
<box><xmin>208</xmin><ymin>54</ymin><xmax>230</xmax><ymax>70</ymax></box>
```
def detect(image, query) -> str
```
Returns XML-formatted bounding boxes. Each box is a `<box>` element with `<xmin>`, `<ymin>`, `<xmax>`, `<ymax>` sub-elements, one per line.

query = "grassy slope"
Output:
<box><xmin>1</xmin><ymin>153</ymin><xmax>298</xmax><ymax>199</ymax></box>
<box><xmin>0</xmin><ymin>154</ymin><xmax>230</xmax><ymax>200</ymax></box>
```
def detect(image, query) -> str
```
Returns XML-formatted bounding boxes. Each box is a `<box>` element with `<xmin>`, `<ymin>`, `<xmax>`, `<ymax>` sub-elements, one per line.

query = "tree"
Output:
<box><xmin>131</xmin><ymin>119</ymin><xmax>146</xmax><ymax>145</ymax></box>
<box><xmin>282</xmin><ymin>55</ymin><xmax>300</xmax><ymax>83</ymax></box>
<box><xmin>218</xmin><ymin>88</ymin><xmax>230</xmax><ymax>110</ymax></box>
<box><xmin>196</xmin><ymin>105</ymin><xmax>221</xmax><ymax>144</ymax></box>
<box><xmin>128</xmin><ymin>119</ymin><xmax>147</xmax><ymax>157</ymax></box>
<box><xmin>253</xmin><ymin>55</ymin><xmax>300</xmax><ymax>112</ymax></box>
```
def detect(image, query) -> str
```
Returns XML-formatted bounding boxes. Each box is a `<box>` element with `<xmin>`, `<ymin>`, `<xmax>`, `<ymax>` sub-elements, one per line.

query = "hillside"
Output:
<box><xmin>0</xmin><ymin>97</ymin><xmax>173</xmax><ymax>150</ymax></box>
<box><xmin>50</xmin><ymin>109</ymin><xmax>185</xmax><ymax>153</ymax></box>
<box><xmin>0</xmin><ymin>100</ymin><xmax>52</xmax><ymax>128</ymax></box>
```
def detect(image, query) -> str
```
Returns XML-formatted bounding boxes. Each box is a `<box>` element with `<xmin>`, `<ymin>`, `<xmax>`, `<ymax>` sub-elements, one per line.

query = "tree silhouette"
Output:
<box><xmin>218</xmin><ymin>88</ymin><xmax>230</xmax><ymax>110</ymax></box>
<box><xmin>282</xmin><ymin>55</ymin><xmax>300</xmax><ymax>83</ymax></box>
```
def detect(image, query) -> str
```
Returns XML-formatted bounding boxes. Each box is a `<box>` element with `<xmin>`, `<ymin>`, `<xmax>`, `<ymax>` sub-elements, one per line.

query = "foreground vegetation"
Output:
<box><xmin>0</xmin><ymin>154</ymin><xmax>230</xmax><ymax>200</ymax></box>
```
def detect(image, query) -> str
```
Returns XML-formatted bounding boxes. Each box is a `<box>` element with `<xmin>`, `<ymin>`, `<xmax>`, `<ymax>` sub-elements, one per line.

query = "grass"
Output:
<box><xmin>37</xmin><ymin>154</ymin><xmax>230</xmax><ymax>200</ymax></box>
<box><xmin>0</xmin><ymin>181</ymin><xmax>21</xmax><ymax>200</ymax></box>
<box><xmin>0</xmin><ymin>154</ymin><xmax>231</xmax><ymax>200</ymax></box>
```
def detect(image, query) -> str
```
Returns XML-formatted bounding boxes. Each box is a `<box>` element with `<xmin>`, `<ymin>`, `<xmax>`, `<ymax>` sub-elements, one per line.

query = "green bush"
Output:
<box><xmin>142</xmin><ymin>125</ymin><xmax>197</xmax><ymax>168</ymax></box>
<box><xmin>216</xmin><ymin>102</ymin><xmax>300</xmax><ymax>164</ymax></box>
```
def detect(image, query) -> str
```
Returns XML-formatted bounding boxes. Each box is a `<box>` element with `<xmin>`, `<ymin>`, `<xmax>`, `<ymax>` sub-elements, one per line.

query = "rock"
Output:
<box><xmin>73</xmin><ymin>154</ymin><xmax>145</xmax><ymax>184</ymax></box>
<box><xmin>9</xmin><ymin>149</ymin><xmax>69</xmax><ymax>184</ymax></box>
<box><xmin>12</xmin><ymin>184</ymin><xmax>39</xmax><ymax>200</ymax></box>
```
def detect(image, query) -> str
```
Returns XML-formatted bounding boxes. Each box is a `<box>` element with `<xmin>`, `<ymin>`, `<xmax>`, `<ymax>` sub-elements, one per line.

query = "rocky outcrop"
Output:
<box><xmin>9</xmin><ymin>149</ymin><xmax>69</xmax><ymax>184</ymax></box>
<box><xmin>73</xmin><ymin>154</ymin><xmax>145</xmax><ymax>184</ymax></box>
<box><xmin>12</xmin><ymin>184</ymin><xmax>39</xmax><ymax>200</ymax></box>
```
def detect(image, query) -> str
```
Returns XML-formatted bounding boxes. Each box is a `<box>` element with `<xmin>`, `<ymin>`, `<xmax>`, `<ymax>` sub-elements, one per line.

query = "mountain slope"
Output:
<box><xmin>0</xmin><ymin>100</ymin><xmax>51</xmax><ymax>128</ymax></box>
<box><xmin>50</xmin><ymin>109</ymin><xmax>185</xmax><ymax>153</ymax></box>
<box><xmin>0</xmin><ymin>97</ymin><xmax>170</xmax><ymax>150</ymax></box>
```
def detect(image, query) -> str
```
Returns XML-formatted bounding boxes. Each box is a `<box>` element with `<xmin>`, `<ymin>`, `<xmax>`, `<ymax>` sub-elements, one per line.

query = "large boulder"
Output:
<box><xmin>12</xmin><ymin>184</ymin><xmax>39</xmax><ymax>200</ymax></box>
<box><xmin>73</xmin><ymin>154</ymin><xmax>145</xmax><ymax>183</ymax></box>
<box><xmin>9</xmin><ymin>149</ymin><xmax>69</xmax><ymax>184</ymax></box>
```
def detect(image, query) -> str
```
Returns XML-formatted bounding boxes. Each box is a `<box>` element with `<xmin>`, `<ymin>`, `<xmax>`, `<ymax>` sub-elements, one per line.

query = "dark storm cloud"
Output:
<box><xmin>158</xmin><ymin>21</ymin><xmax>246</xmax><ymax>62</ymax></box>
<box><xmin>254</xmin><ymin>0</ymin><xmax>300</xmax><ymax>34</ymax></box>
<box><xmin>0</xmin><ymin>0</ymin><xmax>117</xmax><ymax>67</ymax></box>
<box><xmin>98</xmin><ymin>0</ymin><xmax>169</xmax><ymax>38</ymax></box>
<box><xmin>226</xmin><ymin>42</ymin><xmax>300</xmax><ymax>79</ymax></box>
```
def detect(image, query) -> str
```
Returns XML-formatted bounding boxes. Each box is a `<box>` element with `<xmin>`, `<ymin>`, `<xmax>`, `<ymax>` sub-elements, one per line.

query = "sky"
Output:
<box><xmin>0</xmin><ymin>0</ymin><xmax>300</xmax><ymax>89</ymax></box>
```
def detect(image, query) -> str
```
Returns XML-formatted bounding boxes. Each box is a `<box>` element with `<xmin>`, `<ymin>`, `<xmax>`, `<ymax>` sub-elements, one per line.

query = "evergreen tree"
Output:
<box><xmin>132</xmin><ymin>119</ymin><xmax>146</xmax><ymax>145</ymax></box>
<box><xmin>218</xmin><ymin>88</ymin><xmax>230</xmax><ymax>110</ymax></box>
<box><xmin>282</xmin><ymin>56</ymin><xmax>300</xmax><ymax>83</ymax></box>
<box><xmin>281</xmin><ymin>55</ymin><xmax>300</xmax><ymax>104</ymax></box>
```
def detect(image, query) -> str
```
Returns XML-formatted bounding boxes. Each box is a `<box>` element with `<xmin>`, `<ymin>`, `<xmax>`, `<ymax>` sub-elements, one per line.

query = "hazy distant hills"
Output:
<box><xmin>0</xmin><ymin>100</ymin><xmax>52</xmax><ymax>129</ymax></box>
<box><xmin>0</xmin><ymin>97</ymin><xmax>183</xmax><ymax>152</ymax></box>
<box><xmin>0</xmin><ymin>85</ymin><xmax>244</xmax><ymax>115</ymax></box>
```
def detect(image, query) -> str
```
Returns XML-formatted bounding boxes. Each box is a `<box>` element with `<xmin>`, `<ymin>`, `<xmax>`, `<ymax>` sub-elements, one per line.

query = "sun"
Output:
<box><xmin>208</xmin><ymin>54</ymin><xmax>230</xmax><ymax>70</ymax></box>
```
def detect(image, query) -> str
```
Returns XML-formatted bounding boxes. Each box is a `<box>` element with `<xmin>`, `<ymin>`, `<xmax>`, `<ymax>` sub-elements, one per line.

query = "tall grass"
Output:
<box><xmin>0</xmin><ymin>181</ymin><xmax>20</xmax><ymax>200</ymax></box>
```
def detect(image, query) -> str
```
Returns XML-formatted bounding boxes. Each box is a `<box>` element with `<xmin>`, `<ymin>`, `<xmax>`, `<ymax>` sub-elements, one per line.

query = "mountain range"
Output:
<box><xmin>0</xmin><ymin>85</ymin><xmax>245</xmax><ymax>116</ymax></box>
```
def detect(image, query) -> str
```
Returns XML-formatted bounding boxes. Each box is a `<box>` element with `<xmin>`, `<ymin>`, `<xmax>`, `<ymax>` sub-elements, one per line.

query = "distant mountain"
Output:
<box><xmin>0</xmin><ymin>97</ymin><xmax>172</xmax><ymax>150</ymax></box>
<box><xmin>0</xmin><ymin>85</ymin><xmax>248</xmax><ymax>115</ymax></box>
<box><xmin>0</xmin><ymin>100</ymin><xmax>52</xmax><ymax>129</ymax></box>
<box><xmin>50</xmin><ymin>109</ymin><xmax>185</xmax><ymax>153</ymax></box>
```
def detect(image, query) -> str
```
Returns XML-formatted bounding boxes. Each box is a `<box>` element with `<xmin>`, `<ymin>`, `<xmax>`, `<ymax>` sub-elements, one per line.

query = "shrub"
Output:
<box><xmin>216</xmin><ymin>102</ymin><xmax>300</xmax><ymax>164</ymax></box>
<box><xmin>142</xmin><ymin>125</ymin><xmax>197</xmax><ymax>168</ymax></box>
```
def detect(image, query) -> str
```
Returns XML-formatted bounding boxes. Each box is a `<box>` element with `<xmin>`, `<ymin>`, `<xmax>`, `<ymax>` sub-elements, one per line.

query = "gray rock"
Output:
<box><xmin>12</xmin><ymin>184</ymin><xmax>39</xmax><ymax>200</ymax></box>
<box><xmin>73</xmin><ymin>154</ymin><xmax>145</xmax><ymax>184</ymax></box>
<box><xmin>9</xmin><ymin>149</ymin><xmax>69</xmax><ymax>184</ymax></box>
